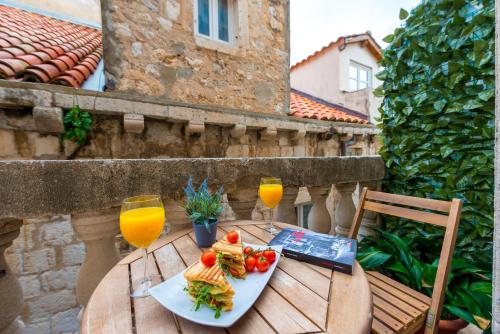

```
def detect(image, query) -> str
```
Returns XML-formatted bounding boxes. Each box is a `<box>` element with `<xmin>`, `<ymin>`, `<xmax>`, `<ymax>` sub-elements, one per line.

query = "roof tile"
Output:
<box><xmin>0</xmin><ymin>4</ymin><xmax>103</xmax><ymax>88</ymax></box>
<box><xmin>289</xmin><ymin>90</ymin><xmax>369</xmax><ymax>124</ymax></box>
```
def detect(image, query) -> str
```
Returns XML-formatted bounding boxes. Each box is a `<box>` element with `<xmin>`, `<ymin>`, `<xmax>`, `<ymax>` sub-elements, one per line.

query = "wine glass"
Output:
<box><xmin>120</xmin><ymin>195</ymin><xmax>165</xmax><ymax>298</ymax></box>
<box><xmin>259</xmin><ymin>177</ymin><xmax>283</xmax><ymax>235</ymax></box>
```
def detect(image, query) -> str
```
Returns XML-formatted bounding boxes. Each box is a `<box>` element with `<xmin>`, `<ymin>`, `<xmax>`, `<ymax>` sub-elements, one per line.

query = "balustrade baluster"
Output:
<box><xmin>307</xmin><ymin>186</ymin><xmax>331</xmax><ymax>233</ymax></box>
<box><xmin>277</xmin><ymin>186</ymin><xmax>299</xmax><ymax>225</ymax></box>
<box><xmin>227</xmin><ymin>188</ymin><xmax>258</xmax><ymax>220</ymax></box>
<box><xmin>358</xmin><ymin>181</ymin><xmax>380</xmax><ymax>238</ymax></box>
<box><xmin>334</xmin><ymin>182</ymin><xmax>357</xmax><ymax>237</ymax></box>
<box><xmin>0</xmin><ymin>218</ymin><xmax>23</xmax><ymax>334</ymax></box>
<box><xmin>71</xmin><ymin>208</ymin><xmax>121</xmax><ymax>306</ymax></box>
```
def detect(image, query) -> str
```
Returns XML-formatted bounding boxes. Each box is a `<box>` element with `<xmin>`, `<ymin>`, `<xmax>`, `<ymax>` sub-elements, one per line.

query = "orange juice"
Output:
<box><xmin>120</xmin><ymin>207</ymin><xmax>165</xmax><ymax>248</ymax></box>
<box><xmin>259</xmin><ymin>184</ymin><xmax>283</xmax><ymax>208</ymax></box>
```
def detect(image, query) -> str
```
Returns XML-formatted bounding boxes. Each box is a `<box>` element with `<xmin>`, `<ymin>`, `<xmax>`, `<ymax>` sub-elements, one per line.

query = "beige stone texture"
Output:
<box><xmin>101</xmin><ymin>0</ymin><xmax>289</xmax><ymax>114</ymax></box>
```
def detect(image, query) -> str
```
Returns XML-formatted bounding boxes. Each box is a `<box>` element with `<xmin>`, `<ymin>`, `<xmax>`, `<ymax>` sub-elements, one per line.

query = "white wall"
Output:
<box><xmin>290</xmin><ymin>41</ymin><xmax>382</xmax><ymax>123</ymax></box>
<box><xmin>290</xmin><ymin>47</ymin><xmax>343</xmax><ymax>103</ymax></box>
<box><xmin>11</xmin><ymin>0</ymin><xmax>101</xmax><ymax>25</ymax></box>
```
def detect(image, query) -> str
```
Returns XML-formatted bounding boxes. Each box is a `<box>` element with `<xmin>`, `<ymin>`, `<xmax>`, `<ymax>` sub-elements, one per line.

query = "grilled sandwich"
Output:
<box><xmin>184</xmin><ymin>261</ymin><xmax>235</xmax><ymax>318</ymax></box>
<box><xmin>212</xmin><ymin>230</ymin><xmax>246</xmax><ymax>278</ymax></box>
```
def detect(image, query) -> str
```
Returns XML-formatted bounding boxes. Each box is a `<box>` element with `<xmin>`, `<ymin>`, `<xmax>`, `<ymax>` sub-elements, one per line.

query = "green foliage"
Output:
<box><xmin>358</xmin><ymin>230</ymin><xmax>492</xmax><ymax>330</ymax></box>
<box><xmin>183</xmin><ymin>177</ymin><xmax>224</xmax><ymax>231</ymax></box>
<box><xmin>63</xmin><ymin>105</ymin><xmax>92</xmax><ymax>145</ymax></box>
<box><xmin>376</xmin><ymin>0</ymin><xmax>494</xmax><ymax>269</ymax></box>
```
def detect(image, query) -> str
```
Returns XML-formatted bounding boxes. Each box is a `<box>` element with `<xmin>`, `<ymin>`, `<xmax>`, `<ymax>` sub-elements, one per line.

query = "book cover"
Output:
<box><xmin>268</xmin><ymin>228</ymin><xmax>357</xmax><ymax>274</ymax></box>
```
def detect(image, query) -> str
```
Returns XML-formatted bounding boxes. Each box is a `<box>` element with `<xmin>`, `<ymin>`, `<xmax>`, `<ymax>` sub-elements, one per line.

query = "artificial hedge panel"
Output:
<box><xmin>375</xmin><ymin>0</ymin><xmax>494</xmax><ymax>267</ymax></box>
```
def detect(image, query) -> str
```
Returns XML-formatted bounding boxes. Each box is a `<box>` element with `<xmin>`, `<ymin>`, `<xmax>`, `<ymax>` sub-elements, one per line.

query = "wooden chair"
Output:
<box><xmin>349</xmin><ymin>188</ymin><xmax>463</xmax><ymax>334</ymax></box>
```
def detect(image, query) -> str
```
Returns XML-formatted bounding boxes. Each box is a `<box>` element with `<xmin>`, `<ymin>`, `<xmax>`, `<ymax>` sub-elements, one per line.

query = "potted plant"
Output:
<box><xmin>358</xmin><ymin>229</ymin><xmax>492</xmax><ymax>334</ymax></box>
<box><xmin>183</xmin><ymin>177</ymin><xmax>224</xmax><ymax>248</ymax></box>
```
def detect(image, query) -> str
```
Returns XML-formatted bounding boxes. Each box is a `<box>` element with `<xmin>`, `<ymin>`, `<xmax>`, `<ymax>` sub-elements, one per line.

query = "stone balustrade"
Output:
<box><xmin>0</xmin><ymin>156</ymin><xmax>383</xmax><ymax>333</ymax></box>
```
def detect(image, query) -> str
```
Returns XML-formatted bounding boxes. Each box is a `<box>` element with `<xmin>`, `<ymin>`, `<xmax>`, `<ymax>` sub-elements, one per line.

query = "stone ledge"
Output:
<box><xmin>0</xmin><ymin>81</ymin><xmax>379</xmax><ymax>136</ymax></box>
<box><xmin>0</xmin><ymin>156</ymin><xmax>384</xmax><ymax>219</ymax></box>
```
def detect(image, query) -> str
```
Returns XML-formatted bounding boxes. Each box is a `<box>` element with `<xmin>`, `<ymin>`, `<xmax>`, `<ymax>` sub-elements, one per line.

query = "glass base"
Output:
<box><xmin>131</xmin><ymin>277</ymin><xmax>152</xmax><ymax>298</ymax></box>
<box><xmin>267</xmin><ymin>225</ymin><xmax>279</xmax><ymax>235</ymax></box>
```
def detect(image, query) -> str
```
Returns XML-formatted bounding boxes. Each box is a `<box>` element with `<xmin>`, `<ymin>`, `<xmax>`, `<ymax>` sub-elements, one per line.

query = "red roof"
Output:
<box><xmin>0</xmin><ymin>5</ymin><xmax>103</xmax><ymax>88</ymax></box>
<box><xmin>290</xmin><ymin>90</ymin><xmax>369</xmax><ymax>124</ymax></box>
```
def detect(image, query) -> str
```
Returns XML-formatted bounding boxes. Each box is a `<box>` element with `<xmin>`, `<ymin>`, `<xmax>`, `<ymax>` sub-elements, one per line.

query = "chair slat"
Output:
<box><xmin>372</xmin><ymin>318</ymin><xmax>397</xmax><ymax>334</ymax></box>
<box><xmin>368</xmin><ymin>271</ymin><xmax>432</xmax><ymax>305</ymax></box>
<box><xmin>366</xmin><ymin>190</ymin><xmax>451</xmax><ymax>213</ymax></box>
<box><xmin>373</xmin><ymin>295</ymin><xmax>415</xmax><ymax>326</ymax></box>
<box><xmin>370</xmin><ymin>284</ymin><xmax>424</xmax><ymax>319</ymax></box>
<box><xmin>367</xmin><ymin>275</ymin><xmax>430</xmax><ymax>312</ymax></box>
<box><xmin>363</xmin><ymin>200</ymin><xmax>449</xmax><ymax>227</ymax></box>
<box><xmin>374</xmin><ymin>307</ymin><xmax>405</xmax><ymax>332</ymax></box>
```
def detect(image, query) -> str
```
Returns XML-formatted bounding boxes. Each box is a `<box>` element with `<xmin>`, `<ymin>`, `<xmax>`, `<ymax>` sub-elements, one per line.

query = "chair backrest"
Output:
<box><xmin>349</xmin><ymin>188</ymin><xmax>462</xmax><ymax>334</ymax></box>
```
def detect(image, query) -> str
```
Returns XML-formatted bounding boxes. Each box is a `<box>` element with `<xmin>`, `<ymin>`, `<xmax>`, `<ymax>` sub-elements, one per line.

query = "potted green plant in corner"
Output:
<box><xmin>183</xmin><ymin>177</ymin><xmax>224</xmax><ymax>248</ymax></box>
<box><xmin>357</xmin><ymin>230</ymin><xmax>492</xmax><ymax>334</ymax></box>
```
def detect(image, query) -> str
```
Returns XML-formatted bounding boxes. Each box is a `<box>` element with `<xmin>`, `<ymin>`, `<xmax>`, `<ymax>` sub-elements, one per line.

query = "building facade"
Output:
<box><xmin>290</xmin><ymin>33</ymin><xmax>382</xmax><ymax>123</ymax></box>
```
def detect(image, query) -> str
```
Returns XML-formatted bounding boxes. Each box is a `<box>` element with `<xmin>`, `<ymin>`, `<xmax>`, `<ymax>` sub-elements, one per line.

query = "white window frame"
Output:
<box><xmin>349</xmin><ymin>61</ymin><xmax>372</xmax><ymax>91</ymax></box>
<box><xmin>194</xmin><ymin>0</ymin><xmax>236</xmax><ymax>45</ymax></box>
<box><xmin>296</xmin><ymin>202</ymin><xmax>313</xmax><ymax>228</ymax></box>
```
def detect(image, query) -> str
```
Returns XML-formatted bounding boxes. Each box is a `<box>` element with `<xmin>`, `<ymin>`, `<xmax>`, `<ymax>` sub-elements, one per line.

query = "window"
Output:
<box><xmin>296</xmin><ymin>202</ymin><xmax>313</xmax><ymax>228</ymax></box>
<box><xmin>349</xmin><ymin>62</ymin><xmax>371</xmax><ymax>91</ymax></box>
<box><xmin>195</xmin><ymin>0</ymin><xmax>234</xmax><ymax>43</ymax></box>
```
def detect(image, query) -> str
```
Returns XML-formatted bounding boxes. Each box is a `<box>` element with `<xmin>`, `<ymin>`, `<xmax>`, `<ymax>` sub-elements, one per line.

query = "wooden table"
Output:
<box><xmin>81</xmin><ymin>221</ymin><xmax>373</xmax><ymax>334</ymax></box>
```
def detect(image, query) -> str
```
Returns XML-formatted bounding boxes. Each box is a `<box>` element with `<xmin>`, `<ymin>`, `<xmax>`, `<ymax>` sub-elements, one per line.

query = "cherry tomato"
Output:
<box><xmin>252</xmin><ymin>251</ymin><xmax>263</xmax><ymax>261</ymax></box>
<box><xmin>256</xmin><ymin>256</ymin><xmax>269</xmax><ymax>272</ymax></box>
<box><xmin>201</xmin><ymin>251</ymin><xmax>216</xmax><ymax>267</ymax></box>
<box><xmin>229</xmin><ymin>267</ymin><xmax>239</xmax><ymax>276</ymax></box>
<box><xmin>243</xmin><ymin>246</ymin><xmax>253</xmax><ymax>256</ymax></box>
<box><xmin>245</xmin><ymin>256</ymin><xmax>256</xmax><ymax>272</ymax></box>
<box><xmin>226</xmin><ymin>230</ymin><xmax>239</xmax><ymax>244</ymax></box>
<box><xmin>263</xmin><ymin>249</ymin><xmax>276</xmax><ymax>264</ymax></box>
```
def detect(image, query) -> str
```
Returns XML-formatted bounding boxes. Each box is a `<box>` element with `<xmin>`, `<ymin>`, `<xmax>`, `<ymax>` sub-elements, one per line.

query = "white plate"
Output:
<box><xmin>150</xmin><ymin>243</ymin><xmax>282</xmax><ymax>328</ymax></box>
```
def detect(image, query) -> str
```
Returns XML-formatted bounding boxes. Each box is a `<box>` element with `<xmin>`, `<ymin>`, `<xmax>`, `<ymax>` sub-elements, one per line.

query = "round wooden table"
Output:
<box><xmin>81</xmin><ymin>221</ymin><xmax>373</xmax><ymax>334</ymax></box>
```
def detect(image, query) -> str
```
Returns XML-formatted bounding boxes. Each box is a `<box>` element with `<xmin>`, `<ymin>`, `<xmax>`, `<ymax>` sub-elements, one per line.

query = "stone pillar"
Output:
<box><xmin>277</xmin><ymin>186</ymin><xmax>299</xmax><ymax>225</ymax></box>
<box><xmin>358</xmin><ymin>181</ymin><xmax>380</xmax><ymax>238</ymax></box>
<box><xmin>334</xmin><ymin>182</ymin><xmax>357</xmax><ymax>237</ymax></box>
<box><xmin>307</xmin><ymin>186</ymin><xmax>331</xmax><ymax>233</ymax></box>
<box><xmin>71</xmin><ymin>208</ymin><xmax>121</xmax><ymax>306</ymax></box>
<box><xmin>0</xmin><ymin>218</ymin><xmax>23</xmax><ymax>334</ymax></box>
<box><xmin>227</xmin><ymin>188</ymin><xmax>258</xmax><ymax>220</ymax></box>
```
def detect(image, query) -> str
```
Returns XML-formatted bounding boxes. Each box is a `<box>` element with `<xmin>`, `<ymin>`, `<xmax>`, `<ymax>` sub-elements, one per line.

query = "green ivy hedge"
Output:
<box><xmin>374</xmin><ymin>0</ymin><xmax>494</xmax><ymax>268</ymax></box>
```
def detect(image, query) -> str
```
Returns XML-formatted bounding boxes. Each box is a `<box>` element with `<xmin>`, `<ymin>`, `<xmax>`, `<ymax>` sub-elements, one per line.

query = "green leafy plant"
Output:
<box><xmin>358</xmin><ymin>230</ymin><xmax>492</xmax><ymax>331</ymax></box>
<box><xmin>183</xmin><ymin>177</ymin><xmax>224</xmax><ymax>231</ymax></box>
<box><xmin>374</xmin><ymin>0</ymin><xmax>494</xmax><ymax>294</ymax></box>
<box><xmin>63</xmin><ymin>104</ymin><xmax>92</xmax><ymax>145</ymax></box>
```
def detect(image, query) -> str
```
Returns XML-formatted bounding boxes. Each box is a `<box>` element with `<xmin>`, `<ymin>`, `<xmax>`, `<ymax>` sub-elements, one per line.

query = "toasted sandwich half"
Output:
<box><xmin>184</xmin><ymin>261</ymin><xmax>235</xmax><ymax>318</ymax></box>
<box><xmin>212</xmin><ymin>230</ymin><xmax>246</xmax><ymax>278</ymax></box>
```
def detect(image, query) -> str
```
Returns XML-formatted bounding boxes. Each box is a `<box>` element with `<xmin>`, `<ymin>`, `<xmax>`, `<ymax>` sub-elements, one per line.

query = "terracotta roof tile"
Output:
<box><xmin>0</xmin><ymin>5</ymin><xmax>103</xmax><ymax>87</ymax></box>
<box><xmin>289</xmin><ymin>89</ymin><xmax>369</xmax><ymax>124</ymax></box>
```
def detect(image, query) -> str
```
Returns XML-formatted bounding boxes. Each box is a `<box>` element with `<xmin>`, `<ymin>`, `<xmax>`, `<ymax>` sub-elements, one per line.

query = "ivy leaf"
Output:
<box><xmin>399</xmin><ymin>8</ymin><xmax>409</xmax><ymax>20</ymax></box>
<box><xmin>383</xmin><ymin>34</ymin><xmax>395</xmax><ymax>43</ymax></box>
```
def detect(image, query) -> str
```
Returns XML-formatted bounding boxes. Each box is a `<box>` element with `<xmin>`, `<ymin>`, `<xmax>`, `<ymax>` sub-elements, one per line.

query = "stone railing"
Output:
<box><xmin>0</xmin><ymin>156</ymin><xmax>384</xmax><ymax>333</ymax></box>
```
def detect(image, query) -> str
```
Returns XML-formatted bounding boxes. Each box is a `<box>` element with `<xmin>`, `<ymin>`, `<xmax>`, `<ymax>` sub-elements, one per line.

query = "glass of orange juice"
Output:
<box><xmin>259</xmin><ymin>177</ymin><xmax>283</xmax><ymax>235</ymax></box>
<box><xmin>120</xmin><ymin>195</ymin><xmax>165</xmax><ymax>298</ymax></box>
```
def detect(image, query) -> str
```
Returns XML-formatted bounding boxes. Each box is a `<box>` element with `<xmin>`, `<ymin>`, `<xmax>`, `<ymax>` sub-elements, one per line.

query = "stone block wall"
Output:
<box><xmin>5</xmin><ymin>216</ymin><xmax>83</xmax><ymax>334</ymax></box>
<box><xmin>101</xmin><ymin>0</ymin><xmax>290</xmax><ymax>114</ymax></box>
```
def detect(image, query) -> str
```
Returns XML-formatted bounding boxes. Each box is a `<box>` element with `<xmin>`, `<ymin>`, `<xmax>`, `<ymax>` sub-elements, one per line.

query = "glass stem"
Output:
<box><xmin>142</xmin><ymin>248</ymin><xmax>149</xmax><ymax>282</ymax></box>
<box><xmin>270</xmin><ymin>207</ymin><xmax>274</xmax><ymax>230</ymax></box>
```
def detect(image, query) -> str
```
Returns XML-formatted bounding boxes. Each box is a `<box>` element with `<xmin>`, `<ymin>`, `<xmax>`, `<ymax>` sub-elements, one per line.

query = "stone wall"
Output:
<box><xmin>5</xmin><ymin>216</ymin><xmax>83</xmax><ymax>334</ymax></box>
<box><xmin>101</xmin><ymin>0</ymin><xmax>290</xmax><ymax>114</ymax></box>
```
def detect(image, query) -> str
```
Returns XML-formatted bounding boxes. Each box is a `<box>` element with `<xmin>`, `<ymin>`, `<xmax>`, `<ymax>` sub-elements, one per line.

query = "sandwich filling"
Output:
<box><xmin>185</xmin><ymin>281</ymin><xmax>235</xmax><ymax>318</ymax></box>
<box><xmin>212</xmin><ymin>231</ymin><xmax>246</xmax><ymax>278</ymax></box>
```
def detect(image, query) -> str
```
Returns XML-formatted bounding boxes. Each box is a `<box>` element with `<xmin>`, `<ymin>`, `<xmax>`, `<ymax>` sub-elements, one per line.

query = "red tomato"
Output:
<box><xmin>245</xmin><ymin>257</ymin><xmax>256</xmax><ymax>272</ymax></box>
<box><xmin>229</xmin><ymin>267</ymin><xmax>239</xmax><ymax>276</ymax></box>
<box><xmin>201</xmin><ymin>251</ymin><xmax>216</xmax><ymax>267</ymax></box>
<box><xmin>263</xmin><ymin>249</ymin><xmax>276</xmax><ymax>264</ymax></box>
<box><xmin>226</xmin><ymin>231</ymin><xmax>239</xmax><ymax>244</ymax></box>
<box><xmin>252</xmin><ymin>251</ymin><xmax>263</xmax><ymax>261</ymax></box>
<box><xmin>243</xmin><ymin>246</ymin><xmax>253</xmax><ymax>256</ymax></box>
<box><xmin>256</xmin><ymin>256</ymin><xmax>269</xmax><ymax>272</ymax></box>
